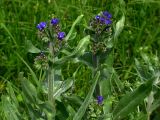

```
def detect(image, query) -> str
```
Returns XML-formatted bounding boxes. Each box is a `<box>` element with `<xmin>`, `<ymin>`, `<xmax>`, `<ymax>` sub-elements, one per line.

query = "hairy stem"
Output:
<box><xmin>48</xmin><ymin>42</ymin><xmax>55</xmax><ymax>111</ymax></box>
<box><xmin>92</xmin><ymin>53</ymin><xmax>100</xmax><ymax>96</ymax></box>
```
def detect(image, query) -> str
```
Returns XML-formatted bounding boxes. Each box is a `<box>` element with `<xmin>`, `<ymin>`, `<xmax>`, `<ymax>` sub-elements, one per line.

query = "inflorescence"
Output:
<box><xmin>35</xmin><ymin>17</ymin><xmax>66</xmax><ymax>70</ymax></box>
<box><xmin>36</xmin><ymin>18</ymin><xmax>65</xmax><ymax>41</ymax></box>
<box><xmin>88</xmin><ymin>10</ymin><xmax>113</xmax><ymax>55</ymax></box>
<box><xmin>90</xmin><ymin>10</ymin><xmax>112</xmax><ymax>34</ymax></box>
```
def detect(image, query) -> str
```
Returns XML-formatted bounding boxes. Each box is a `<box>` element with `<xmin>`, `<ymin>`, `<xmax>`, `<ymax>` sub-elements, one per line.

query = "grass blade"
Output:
<box><xmin>65</xmin><ymin>15</ymin><xmax>84</xmax><ymax>41</ymax></box>
<box><xmin>73</xmin><ymin>71</ymin><xmax>100</xmax><ymax>120</ymax></box>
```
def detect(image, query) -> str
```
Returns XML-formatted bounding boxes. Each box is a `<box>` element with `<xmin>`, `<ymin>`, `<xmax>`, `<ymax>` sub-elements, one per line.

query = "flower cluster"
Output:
<box><xmin>35</xmin><ymin>17</ymin><xmax>66</xmax><ymax>70</ymax></box>
<box><xmin>90</xmin><ymin>10</ymin><xmax>112</xmax><ymax>34</ymax></box>
<box><xmin>50</xmin><ymin>18</ymin><xmax>65</xmax><ymax>41</ymax></box>
<box><xmin>36</xmin><ymin>18</ymin><xmax>65</xmax><ymax>41</ymax></box>
<box><xmin>34</xmin><ymin>52</ymin><xmax>48</xmax><ymax>70</ymax></box>
<box><xmin>87</xmin><ymin>10</ymin><xmax>113</xmax><ymax>55</ymax></box>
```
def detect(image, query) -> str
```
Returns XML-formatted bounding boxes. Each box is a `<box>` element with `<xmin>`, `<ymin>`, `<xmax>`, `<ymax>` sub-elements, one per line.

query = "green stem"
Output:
<box><xmin>48</xmin><ymin>41</ymin><xmax>55</xmax><ymax>111</ymax></box>
<box><xmin>92</xmin><ymin>53</ymin><xmax>100</xmax><ymax>97</ymax></box>
<box><xmin>48</xmin><ymin>66</ymin><xmax>54</xmax><ymax>102</ymax></box>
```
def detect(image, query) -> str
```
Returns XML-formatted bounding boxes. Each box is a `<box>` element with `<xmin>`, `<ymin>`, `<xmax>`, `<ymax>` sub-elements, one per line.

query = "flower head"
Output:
<box><xmin>51</xmin><ymin>18</ymin><xmax>59</xmax><ymax>25</ymax></box>
<box><xmin>37</xmin><ymin>22</ymin><xmax>47</xmax><ymax>31</ymax></box>
<box><xmin>57</xmin><ymin>32</ymin><xmax>65</xmax><ymax>40</ymax></box>
<box><xmin>93</xmin><ymin>11</ymin><xmax>112</xmax><ymax>26</ymax></box>
<box><xmin>97</xmin><ymin>96</ymin><xmax>103</xmax><ymax>104</ymax></box>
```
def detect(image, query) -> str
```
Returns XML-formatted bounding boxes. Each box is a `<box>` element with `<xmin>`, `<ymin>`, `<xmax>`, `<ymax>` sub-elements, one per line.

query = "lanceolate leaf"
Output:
<box><xmin>114</xmin><ymin>15</ymin><xmax>125</xmax><ymax>40</ymax></box>
<box><xmin>113</xmin><ymin>78</ymin><xmax>154</xmax><ymax>120</ymax></box>
<box><xmin>1</xmin><ymin>95</ymin><xmax>20</xmax><ymax>120</ymax></box>
<box><xmin>21</xmin><ymin>77</ymin><xmax>37</xmax><ymax>103</ymax></box>
<box><xmin>6</xmin><ymin>83</ymin><xmax>19</xmax><ymax>108</ymax></box>
<box><xmin>53</xmin><ymin>78</ymin><xmax>73</xmax><ymax>98</ymax></box>
<box><xmin>26</xmin><ymin>40</ymin><xmax>41</xmax><ymax>53</ymax></box>
<box><xmin>65</xmin><ymin>15</ymin><xmax>84</xmax><ymax>41</ymax></box>
<box><xmin>72</xmin><ymin>35</ymin><xmax>90</xmax><ymax>56</ymax></box>
<box><xmin>73</xmin><ymin>71</ymin><xmax>100</xmax><ymax>120</ymax></box>
<box><xmin>150</xmin><ymin>96</ymin><xmax>160</xmax><ymax>113</ymax></box>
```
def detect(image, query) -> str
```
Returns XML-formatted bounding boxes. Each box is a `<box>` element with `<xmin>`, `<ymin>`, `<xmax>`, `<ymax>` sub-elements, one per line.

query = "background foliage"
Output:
<box><xmin>0</xmin><ymin>0</ymin><xmax>160</xmax><ymax>120</ymax></box>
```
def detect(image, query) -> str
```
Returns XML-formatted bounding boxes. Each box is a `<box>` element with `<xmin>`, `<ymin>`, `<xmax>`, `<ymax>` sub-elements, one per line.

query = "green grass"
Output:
<box><xmin>0</xmin><ymin>0</ymin><xmax>160</xmax><ymax>119</ymax></box>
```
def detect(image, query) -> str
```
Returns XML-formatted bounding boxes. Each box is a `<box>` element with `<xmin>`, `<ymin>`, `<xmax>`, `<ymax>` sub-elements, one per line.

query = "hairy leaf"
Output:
<box><xmin>26</xmin><ymin>40</ymin><xmax>41</xmax><ymax>53</ymax></box>
<box><xmin>113</xmin><ymin>78</ymin><xmax>154</xmax><ymax>120</ymax></box>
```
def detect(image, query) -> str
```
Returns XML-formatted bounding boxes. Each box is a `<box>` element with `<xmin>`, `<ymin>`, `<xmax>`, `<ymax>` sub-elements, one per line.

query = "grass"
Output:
<box><xmin>0</xmin><ymin>0</ymin><xmax>160</xmax><ymax>119</ymax></box>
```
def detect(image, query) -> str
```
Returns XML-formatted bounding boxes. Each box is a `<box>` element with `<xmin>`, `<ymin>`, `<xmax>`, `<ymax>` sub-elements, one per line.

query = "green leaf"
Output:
<box><xmin>73</xmin><ymin>71</ymin><xmax>100</xmax><ymax>120</ymax></box>
<box><xmin>63</xmin><ymin>95</ymin><xmax>83</xmax><ymax>107</ymax></box>
<box><xmin>6</xmin><ymin>82</ymin><xmax>19</xmax><ymax>108</ymax></box>
<box><xmin>150</xmin><ymin>96</ymin><xmax>160</xmax><ymax>113</ymax></box>
<box><xmin>113</xmin><ymin>78</ymin><xmax>154</xmax><ymax>120</ymax></box>
<box><xmin>21</xmin><ymin>77</ymin><xmax>37</xmax><ymax>103</ymax></box>
<box><xmin>26</xmin><ymin>40</ymin><xmax>41</xmax><ymax>53</ymax></box>
<box><xmin>114</xmin><ymin>15</ymin><xmax>125</xmax><ymax>40</ymax></box>
<box><xmin>100</xmin><ymin>67</ymin><xmax>113</xmax><ymax>97</ymax></box>
<box><xmin>1</xmin><ymin>95</ymin><xmax>20</xmax><ymax>120</ymax></box>
<box><xmin>38</xmin><ymin>101</ymin><xmax>55</xmax><ymax>119</ymax></box>
<box><xmin>103</xmin><ymin>97</ymin><xmax>113</xmax><ymax>115</ymax></box>
<box><xmin>72</xmin><ymin>35</ymin><xmax>90</xmax><ymax>56</ymax></box>
<box><xmin>16</xmin><ymin>53</ymin><xmax>40</xmax><ymax>87</ymax></box>
<box><xmin>78</xmin><ymin>52</ymin><xmax>94</xmax><ymax>69</ymax></box>
<box><xmin>56</xmin><ymin>101</ymin><xmax>69</xmax><ymax>120</ymax></box>
<box><xmin>66</xmin><ymin>104</ymin><xmax>76</xmax><ymax>120</ymax></box>
<box><xmin>53</xmin><ymin>78</ymin><xmax>73</xmax><ymax>98</ymax></box>
<box><xmin>101</xmin><ymin>66</ymin><xmax>123</xmax><ymax>93</ymax></box>
<box><xmin>112</xmin><ymin>68</ymin><xmax>123</xmax><ymax>92</ymax></box>
<box><xmin>65</xmin><ymin>15</ymin><xmax>84</xmax><ymax>41</ymax></box>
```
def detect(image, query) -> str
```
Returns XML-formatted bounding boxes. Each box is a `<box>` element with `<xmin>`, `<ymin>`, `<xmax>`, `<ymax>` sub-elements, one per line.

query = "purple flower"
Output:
<box><xmin>97</xmin><ymin>96</ymin><xmax>103</xmax><ymax>104</ymax></box>
<box><xmin>51</xmin><ymin>18</ymin><xmax>59</xmax><ymax>25</ymax></box>
<box><xmin>100</xmin><ymin>17</ymin><xmax>105</xmax><ymax>23</ymax></box>
<box><xmin>95</xmin><ymin>15</ymin><xmax>101</xmax><ymax>20</ymax></box>
<box><xmin>57</xmin><ymin>32</ymin><xmax>65</xmax><ymax>40</ymax></box>
<box><xmin>105</xmin><ymin>19</ymin><xmax>112</xmax><ymax>25</ymax></box>
<box><xmin>103</xmin><ymin>11</ymin><xmax>112</xmax><ymax>19</ymax></box>
<box><xmin>37</xmin><ymin>22</ymin><xmax>47</xmax><ymax>31</ymax></box>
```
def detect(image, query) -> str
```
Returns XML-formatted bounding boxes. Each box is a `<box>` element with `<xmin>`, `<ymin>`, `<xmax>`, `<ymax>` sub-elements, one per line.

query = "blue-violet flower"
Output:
<box><xmin>95</xmin><ymin>15</ymin><xmax>101</xmax><ymax>20</ymax></box>
<box><xmin>51</xmin><ymin>18</ymin><xmax>59</xmax><ymax>25</ymax></box>
<box><xmin>57</xmin><ymin>32</ymin><xmax>65</xmax><ymax>40</ymax></box>
<box><xmin>37</xmin><ymin>22</ymin><xmax>47</xmax><ymax>31</ymax></box>
<box><xmin>99</xmin><ymin>17</ymin><xmax>105</xmax><ymax>23</ymax></box>
<box><xmin>97</xmin><ymin>96</ymin><xmax>103</xmax><ymax>104</ymax></box>
<box><xmin>103</xmin><ymin>11</ymin><xmax>112</xmax><ymax>19</ymax></box>
<box><xmin>105</xmin><ymin>19</ymin><xmax>112</xmax><ymax>25</ymax></box>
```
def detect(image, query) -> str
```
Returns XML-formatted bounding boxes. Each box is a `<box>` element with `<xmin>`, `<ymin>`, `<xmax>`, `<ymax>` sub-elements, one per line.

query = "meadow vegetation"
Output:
<box><xmin>0</xmin><ymin>0</ymin><xmax>160</xmax><ymax>120</ymax></box>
